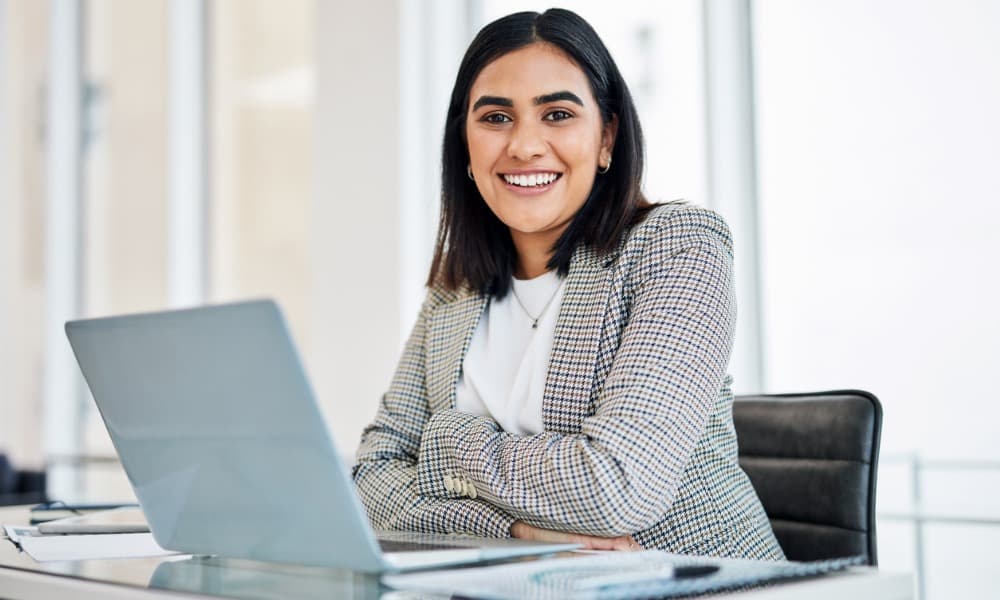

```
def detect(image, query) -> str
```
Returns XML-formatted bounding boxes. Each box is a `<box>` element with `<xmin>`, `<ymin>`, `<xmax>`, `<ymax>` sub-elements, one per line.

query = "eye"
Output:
<box><xmin>544</xmin><ymin>110</ymin><xmax>574</xmax><ymax>122</ymax></box>
<box><xmin>482</xmin><ymin>112</ymin><xmax>512</xmax><ymax>124</ymax></box>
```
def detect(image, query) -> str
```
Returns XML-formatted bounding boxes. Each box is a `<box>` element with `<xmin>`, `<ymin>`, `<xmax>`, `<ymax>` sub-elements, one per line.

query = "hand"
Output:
<box><xmin>510</xmin><ymin>520</ymin><xmax>641</xmax><ymax>551</ymax></box>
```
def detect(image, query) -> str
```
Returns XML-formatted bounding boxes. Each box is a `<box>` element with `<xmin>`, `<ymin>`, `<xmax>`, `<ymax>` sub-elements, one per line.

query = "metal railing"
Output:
<box><xmin>877</xmin><ymin>454</ymin><xmax>1000</xmax><ymax>599</ymax></box>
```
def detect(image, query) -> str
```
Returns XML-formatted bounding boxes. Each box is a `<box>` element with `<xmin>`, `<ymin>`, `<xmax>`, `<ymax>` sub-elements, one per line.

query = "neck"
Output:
<box><xmin>511</xmin><ymin>229</ymin><xmax>559</xmax><ymax>279</ymax></box>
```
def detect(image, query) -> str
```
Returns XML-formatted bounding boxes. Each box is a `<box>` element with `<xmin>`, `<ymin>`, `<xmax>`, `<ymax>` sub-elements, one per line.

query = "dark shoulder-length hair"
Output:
<box><xmin>427</xmin><ymin>8</ymin><xmax>651</xmax><ymax>298</ymax></box>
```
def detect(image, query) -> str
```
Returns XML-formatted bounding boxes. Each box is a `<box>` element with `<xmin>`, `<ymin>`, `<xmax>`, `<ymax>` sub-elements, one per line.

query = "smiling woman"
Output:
<box><xmin>352</xmin><ymin>8</ymin><xmax>784</xmax><ymax>560</ymax></box>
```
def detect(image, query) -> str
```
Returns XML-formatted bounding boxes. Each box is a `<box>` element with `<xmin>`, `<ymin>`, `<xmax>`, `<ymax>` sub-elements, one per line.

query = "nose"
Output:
<box><xmin>506</xmin><ymin>120</ymin><xmax>547</xmax><ymax>161</ymax></box>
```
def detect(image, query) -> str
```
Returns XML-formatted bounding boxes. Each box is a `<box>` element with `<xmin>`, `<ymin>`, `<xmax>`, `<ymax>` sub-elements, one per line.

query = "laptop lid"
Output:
<box><xmin>66</xmin><ymin>300</ymin><xmax>391</xmax><ymax>571</ymax></box>
<box><xmin>65</xmin><ymin>300</ymin><xmax>575</xmax><ymax>572</ymax></box>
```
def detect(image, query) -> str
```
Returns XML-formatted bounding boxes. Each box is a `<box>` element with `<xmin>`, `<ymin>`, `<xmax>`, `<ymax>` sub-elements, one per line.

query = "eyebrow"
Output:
<box><xmin>472</xmin><ymin>95</ymin><xmax>513</xmax><ymax>111</ymax></box>
<box><xmin>534</xmin><ymin>91</ymin><xmax>584</xmax><ymax>107</ymax></box>
<box><xmin>471</xmin><ymin>90</ymin><xmax>585</xmax><ymax>112</ymax></box>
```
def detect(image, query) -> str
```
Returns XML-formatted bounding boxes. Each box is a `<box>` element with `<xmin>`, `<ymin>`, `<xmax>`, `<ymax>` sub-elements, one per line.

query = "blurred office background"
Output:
<box><xmin>1</xmin><ymin>0</ymin><xmax>998</xmax><ymax>597</ymax></box>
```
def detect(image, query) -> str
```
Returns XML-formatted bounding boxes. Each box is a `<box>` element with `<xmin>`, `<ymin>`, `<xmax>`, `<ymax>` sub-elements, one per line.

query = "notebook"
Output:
<box><xmin>37</xmin><ymin>506</ymin><xmax>150</xmax><ymax>534</ymax></box>
<box><xmin>65</xmin><ymin>299</ymin><xmax>576</xmax><ymax>572</ymax></box>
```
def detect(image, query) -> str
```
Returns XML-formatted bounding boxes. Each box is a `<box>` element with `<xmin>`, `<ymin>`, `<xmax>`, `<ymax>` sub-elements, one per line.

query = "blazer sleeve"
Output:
<box><xmin>352</xmin><ymin>294</ymin><xmax>517</xmax><ymax>537</ymax></box>
<box><xmin>415</xmin><ymin>210</ymin><xmax>736</xmax><ymax>537</ymax></box>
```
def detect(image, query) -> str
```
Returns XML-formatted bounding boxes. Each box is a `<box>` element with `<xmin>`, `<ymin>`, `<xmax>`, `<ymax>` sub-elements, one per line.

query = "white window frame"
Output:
<box><xmin>43</xmin><ymin>0</ymin><xmax>209</xmax><ymax>498</ymax></box>
<box><xmin>44</xmin><ymin>0</ymin><xmax>84</xmax><ymax>499</ymax></box>
<box><xmin>703</xmin><ymin>0</ymin><xmax>765</xmax><ymax>393</ymax></box>
<box><xmin>167</xmin><ymin>0</ymin><xmax>208</xmax><ymax>308</ymax></box>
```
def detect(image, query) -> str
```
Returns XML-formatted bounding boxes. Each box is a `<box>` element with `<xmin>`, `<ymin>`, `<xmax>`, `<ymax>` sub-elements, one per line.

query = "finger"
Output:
<box><xmin>569</xmin><ymin>534</ymin><xmax>596</xmax><ymax>548</ymax></box>
<box><xmin>586</xmin><ymin>537</ymin><xmax>618</xmax><ymax>550</ymax></box>
<box><xmin>610</xmin><ymin>537</ymin><xmax>634</xmax><ymax>551</ymax></box>
<box><xmin>603</xmin><ymin>535</ymin><xmax>639</xmax><ymax>552</ymax></box>
<box><xmin>524</xmin><ymin>524</ymin><xmax>575</xmax><ymax>545</ymax></box>
<box><xmin>571</xmin><ymin>535</ymin><xmax>612</xmax><ymax>550</ymax></box>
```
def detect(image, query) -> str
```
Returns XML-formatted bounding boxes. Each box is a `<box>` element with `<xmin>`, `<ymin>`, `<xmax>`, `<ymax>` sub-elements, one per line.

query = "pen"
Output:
<box><xmin>674</xmin><ymin>565</ymin><xmax>721</xmax><ymax>578</ymax></box>
<box><xmin>574</xmin><ymin>564</ymin><xmax>719</xmax><ymax>590</ymax></box>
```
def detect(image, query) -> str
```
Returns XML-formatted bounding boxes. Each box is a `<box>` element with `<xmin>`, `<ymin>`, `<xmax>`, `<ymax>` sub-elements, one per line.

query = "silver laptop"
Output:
<box><xmin>65</xmin><ymin>299</ymin><xmax>576</xmax><ymax>572</ymax></box>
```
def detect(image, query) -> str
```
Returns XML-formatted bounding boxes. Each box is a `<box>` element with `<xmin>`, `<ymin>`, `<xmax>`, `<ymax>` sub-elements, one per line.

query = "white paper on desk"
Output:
<box><xmin>16</xmin><ymin>528</ymin><xmax>183</xmax><ymax>562</ymax></box>
<box><xmin>4</xmin><ymin>524</ymin><xmax>34</xmax><ymax>544</ymax></box>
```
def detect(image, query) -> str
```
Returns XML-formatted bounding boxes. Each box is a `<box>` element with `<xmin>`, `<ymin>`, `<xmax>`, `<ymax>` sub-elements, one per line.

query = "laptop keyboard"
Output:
<box><xmin>378</xmin><ymin>539</ymin><xmax>475</xmax><ymax>553</ymax></box>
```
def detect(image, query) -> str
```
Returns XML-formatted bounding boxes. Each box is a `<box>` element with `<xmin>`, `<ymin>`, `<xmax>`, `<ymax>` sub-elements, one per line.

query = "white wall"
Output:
<box><xmin>753</xmin><ymin>0</ymin><xmax>1000</xmax><ymax>595</ymax></box>
<box><xmin>313</xmin><ymin>2</ymin><xmax>477</xmax><ymax>457</ymax></box>
<box><xmin>755</xmin><ymin>0</ymin><xmax>1000</xmax><ymax>461</ymax></box>
<box><xmin>312</xmin><ymin>2</ymin><xmax>405</xmax><ymax>456</ymax></box>
<box><xmin>398</xmin><ymin>0</ymin><xmax>473</xmax><ymax>341</ymax></box>
<box><xmin>0</xmin><ymin>0</ymin><xmax>10</xmax><ymax>461</ymax></box>
<box><xmin>0</xmin><ymin>1</ymin><xmax>48</xmax><ymax>470</ymax></box>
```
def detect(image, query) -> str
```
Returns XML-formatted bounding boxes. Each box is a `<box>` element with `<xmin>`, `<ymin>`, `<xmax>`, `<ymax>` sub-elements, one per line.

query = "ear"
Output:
<box><xmin>600</xmin><ymin>114</ymin><xmax>619</xmax><ymax>165</ymax></box>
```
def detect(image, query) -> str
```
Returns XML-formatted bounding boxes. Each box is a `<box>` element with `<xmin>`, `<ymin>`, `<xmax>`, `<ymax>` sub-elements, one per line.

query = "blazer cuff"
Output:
<box><xmin>417</xmin><ymin>409</ymin><xmax>501</xmax><ymax>500</ymax></box>
<box><xmin>404</xmin><ymin>497</ymin><xmax>518</xmax><ymax>538</ymax></box>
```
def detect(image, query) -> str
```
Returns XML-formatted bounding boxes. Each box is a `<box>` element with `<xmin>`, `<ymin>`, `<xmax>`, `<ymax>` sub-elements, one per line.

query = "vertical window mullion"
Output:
<box><xmin>703</xmin><ymin>0</ymin><xmax>765</xmax><ymax>393</ymax></box>
<box><xmin>167</xmin><ymin>0</ymin><xmax>207</xmax><ymax>307</ymax></box>
<box><xmin>43</xmin><ymin>0</ymin><xmax>84</xmax><ymax>499</ymax></box>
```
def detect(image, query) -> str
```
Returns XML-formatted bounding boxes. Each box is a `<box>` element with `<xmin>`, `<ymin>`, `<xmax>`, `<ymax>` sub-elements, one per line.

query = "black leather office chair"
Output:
<box><xmin>0</xmin><ymin>453</ymin><xmax>47</xmax><ymax>506</ymax></box>
<box><xmin>733</xmin><ymin>390</ymin><xmax>882</xmax><ymax>565</ymax></box>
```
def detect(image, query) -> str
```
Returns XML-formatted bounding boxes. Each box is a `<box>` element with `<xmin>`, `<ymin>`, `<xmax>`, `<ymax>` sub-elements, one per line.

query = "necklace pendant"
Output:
<box><xmin>531</xmin><ymin>321</ymin><xmax>538</xmax><ymax>329</ymax></box>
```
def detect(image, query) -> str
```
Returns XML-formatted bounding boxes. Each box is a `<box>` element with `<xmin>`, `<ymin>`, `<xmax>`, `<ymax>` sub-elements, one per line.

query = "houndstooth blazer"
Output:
<box><xmin>353</xmin><ymin>203</ymin><xmax>784</xmax><ymax>560</ymax></box>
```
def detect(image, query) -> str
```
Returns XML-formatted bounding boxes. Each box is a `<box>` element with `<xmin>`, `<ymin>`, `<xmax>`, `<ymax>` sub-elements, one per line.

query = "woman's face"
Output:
<box><xmin>465</xmin><ymin>42</ymin><xmax>615</xmax><ymax>257</ymax></box>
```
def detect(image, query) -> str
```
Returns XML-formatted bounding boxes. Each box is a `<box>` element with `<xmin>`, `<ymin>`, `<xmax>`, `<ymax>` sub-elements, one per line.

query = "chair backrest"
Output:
<box><xmin>732</xmin><ymin>390</ymin><xmax>882</xmax><ymax>565</ymax></box>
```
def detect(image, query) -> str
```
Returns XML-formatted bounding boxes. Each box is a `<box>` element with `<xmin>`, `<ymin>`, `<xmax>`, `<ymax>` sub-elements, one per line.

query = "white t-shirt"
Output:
<box><xmin>454</xmin><ymin>270</ymin><xmax>566</xmax><ymax>435</ymax></box>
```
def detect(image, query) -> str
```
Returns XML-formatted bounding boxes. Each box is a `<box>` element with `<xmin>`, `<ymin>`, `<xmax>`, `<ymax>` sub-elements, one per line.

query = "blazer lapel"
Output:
<box><xmin>542</xmin><ymin>246</ymin><xmax>615</xmax><ymax>433</ymax></box>
<box><xmin>425</xmin><ymin>291</ymin><xmax>488</xmax><ymax>414</ymax></box>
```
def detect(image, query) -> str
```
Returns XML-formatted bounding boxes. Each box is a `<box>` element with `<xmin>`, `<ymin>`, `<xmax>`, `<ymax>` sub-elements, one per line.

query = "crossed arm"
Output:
<box><xmin>352</xmin><ymin>214</ymin><xmax>735</xmax><ymax>542</ymax></box>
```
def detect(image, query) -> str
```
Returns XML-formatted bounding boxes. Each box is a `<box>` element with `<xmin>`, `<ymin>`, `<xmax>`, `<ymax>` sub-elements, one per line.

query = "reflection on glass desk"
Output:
<box><xmin>0</xmin><ymin>505</ymin><xmax>914</xmax><ymax>600</ymax></box>
<box><xmin>149</xmin><ymin>556</ymin><xmax>381</xmax><ymax>600</ymax></box>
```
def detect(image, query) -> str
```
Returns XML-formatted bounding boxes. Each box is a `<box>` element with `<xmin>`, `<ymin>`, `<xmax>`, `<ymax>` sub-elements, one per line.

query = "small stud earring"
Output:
<box><xmin>467</xmin><ymin>165</ymin><xmax>474</xmax><ymax>181</ymax></box>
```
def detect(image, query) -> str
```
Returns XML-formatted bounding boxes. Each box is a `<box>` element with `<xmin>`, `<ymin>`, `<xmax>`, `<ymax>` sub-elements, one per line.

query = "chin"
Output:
<box><xmin>502</xmin><ymin>215</ymin><xmax>559</xmax><ymax>234</ymax></box>
<box><xmin>495</xmin><ymin>204</ymin><xmax>554</xmax><ymax>226</ymax></box>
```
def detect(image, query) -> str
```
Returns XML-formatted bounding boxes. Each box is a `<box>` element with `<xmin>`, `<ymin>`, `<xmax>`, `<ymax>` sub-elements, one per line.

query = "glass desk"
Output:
<box><xmin>0</xmin><ymin>505</ymin><xmax>914</xmax><ymax>600</ymax></box>
<box><xmin>0</xmin><ymin>505</ymin><xmax>381</xmax><ymax>599</ymax></box>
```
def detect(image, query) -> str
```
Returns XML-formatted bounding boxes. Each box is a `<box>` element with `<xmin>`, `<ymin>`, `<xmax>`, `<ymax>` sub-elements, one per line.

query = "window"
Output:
<box><xmin>754</xmin><ymin>1</ymin><xmax>1000</xmax><ymax>596</ymax></box>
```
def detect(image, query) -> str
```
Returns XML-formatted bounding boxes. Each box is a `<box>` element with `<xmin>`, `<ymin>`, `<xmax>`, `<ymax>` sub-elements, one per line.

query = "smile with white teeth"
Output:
<box><xmin>502</xmin><ymin>173</ymin><xmax>559</xmax><ymax>188</ymax></box>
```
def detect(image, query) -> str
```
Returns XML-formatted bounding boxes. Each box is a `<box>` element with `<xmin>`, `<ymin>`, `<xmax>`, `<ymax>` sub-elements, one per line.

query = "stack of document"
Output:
<box><xmin>3</xmin><ymin>508</ymin><xmax>182</xmax><ymax>562</ymax></box>
<box><xmin>34</xmin><ymin>506</ymin><xmax>150</xmax><ymax>534</ymax></box>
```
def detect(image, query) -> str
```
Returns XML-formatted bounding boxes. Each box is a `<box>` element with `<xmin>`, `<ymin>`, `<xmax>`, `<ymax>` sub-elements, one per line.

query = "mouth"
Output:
<box><xmin>499</xmin><ymin>172</ymin><xmax>562</xmax><ymax>191</ymax></box>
